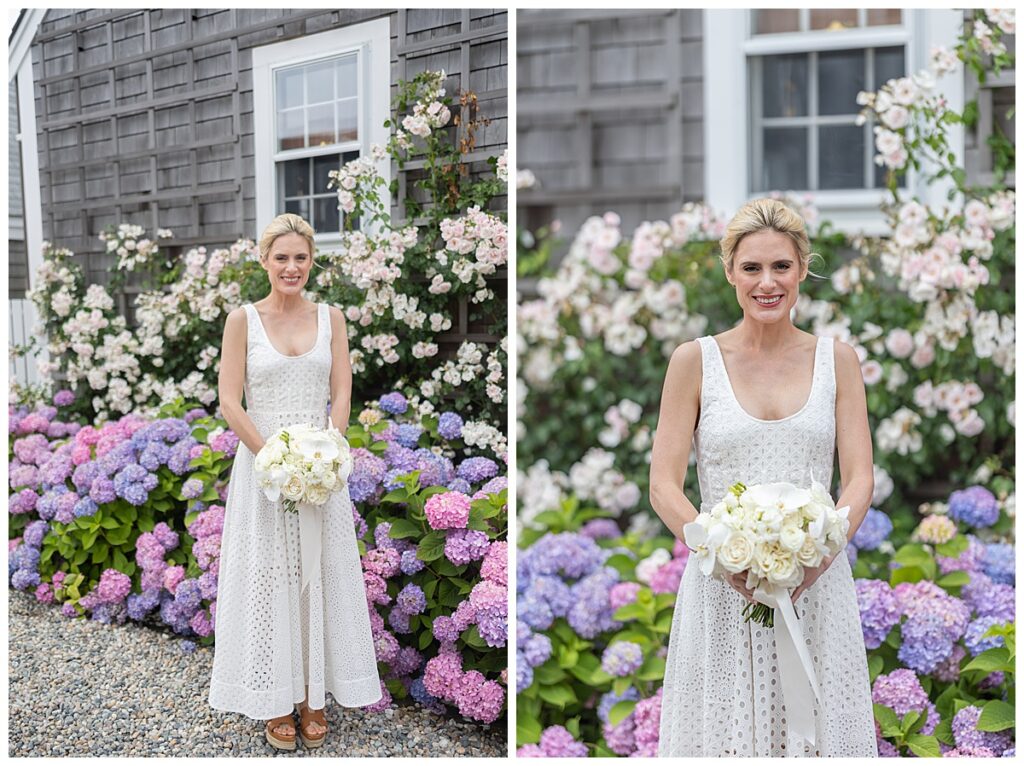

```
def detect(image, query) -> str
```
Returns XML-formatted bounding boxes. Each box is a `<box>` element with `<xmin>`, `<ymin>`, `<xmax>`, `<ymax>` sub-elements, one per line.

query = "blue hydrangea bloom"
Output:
<box><xmin>457</xmin><ymin>457</ymin><xmax>499</xmax><ymax>484</ymax></box>
<box><xmin>964</xmin><ymin>615</ymin><xmax>1008</xmax><ymax>656</ymax></box>
<box><xmin>851</xmin><ymin>508</ymin><xmax>892</xmax><ymax>551</ymax></box>
<box><xmin>378</xmin><ymin>392</ymin><xmax>408</xmax><ymax>415</ymax></box>
<box><xmin>598</xmin><ymin>687</ymin><xmax>641</xmax><ymax>723</ymax></box>
<box><xmin>949</xmin><ymin>486</ymin><xmax>1000</xmax><ymax>529</ymax></box>
<box><xmin>447</xmin><ymin>478</ymin><xmax>472</xmax><ymax>494</ymax></box>
<box><xmin>898</xmin><ymin>613</ymin><xmax>954</xmax><ymax>674</ymax></box>
<box><xmin>437</xmin><ymin>412</ymin><xmax>463</xmax><ymax>440</ymax></box>
<box><xmin>982</xmin><ymin>542</ymin><xmax>1015</xmax><ymax>585</ymax></box>
<box><xmin>516</xmin><ymin>654</ymin><xmax>534</xmax><ymax>693</ymax></box>
<box><xmin>394</xmin><ymin>423</ymin><xmax>423</xmax><ymax>449</ymax></box>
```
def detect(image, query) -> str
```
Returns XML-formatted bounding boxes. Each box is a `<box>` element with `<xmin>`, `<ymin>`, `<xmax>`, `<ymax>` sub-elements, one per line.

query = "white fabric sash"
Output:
<box><xmin>297</xmin><ymin>500</ymin><xmax>325</xmax><ymax>594</ymax></box>
<box><xmin>752</xmin><ymin>583</ymin><xmax>823</xmax><ymax>753</ymax></box>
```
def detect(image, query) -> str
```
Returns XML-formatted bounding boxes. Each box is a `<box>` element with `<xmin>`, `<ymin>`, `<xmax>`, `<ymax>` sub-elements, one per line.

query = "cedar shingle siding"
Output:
<box><xmin>28</xmin><ymin>8</ymin><xmax>507</xmax><ymax>284</ymax></box>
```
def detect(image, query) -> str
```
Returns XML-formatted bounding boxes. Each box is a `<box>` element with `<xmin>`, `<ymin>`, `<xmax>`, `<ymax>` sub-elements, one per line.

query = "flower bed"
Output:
<box><xmin>9</xmin><ymin>392</ymin><xmax>507</xmax><ymax>724</ymax></box>
<box><xmin>514</xmin><ymin>488</ymin><xmax>1014</xmax><ymax>756</ymax></box>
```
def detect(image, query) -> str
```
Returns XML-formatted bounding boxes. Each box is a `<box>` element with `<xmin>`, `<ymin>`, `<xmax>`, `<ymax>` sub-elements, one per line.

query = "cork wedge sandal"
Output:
<box><xmin>297</xmin><ymin>703</ymin><xmax>327</xmax><ymax>749</ymax></box>
<box><xmin>265</xmin><ymin>714</ymin><xmax>297</xmax><ymax>751</ymax></box>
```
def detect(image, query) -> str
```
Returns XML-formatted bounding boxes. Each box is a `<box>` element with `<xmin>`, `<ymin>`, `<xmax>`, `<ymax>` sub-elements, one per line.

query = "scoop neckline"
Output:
<box><xmin>708</xmin><ymin>335</ymin><xmax>822</xmax><ymax>424</ymax></box>
<box><xmin>250</xmin><ymin>303</ymin><xmax>321</xmax><ymax>359</ymax></box>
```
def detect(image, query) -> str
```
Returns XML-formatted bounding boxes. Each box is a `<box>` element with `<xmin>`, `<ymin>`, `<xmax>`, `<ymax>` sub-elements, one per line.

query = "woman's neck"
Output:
<box><xmin>727</xmin><ymin>317</ymin><xmax>803</xmax><ymax>353</ymax></box>
<box><xmin>260</xmin><ymin>291</ymin><xmax>310</xmax><ymax>314</ymax></box>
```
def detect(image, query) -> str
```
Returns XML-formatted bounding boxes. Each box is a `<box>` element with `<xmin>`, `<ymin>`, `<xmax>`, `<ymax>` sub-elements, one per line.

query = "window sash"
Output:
<box><xmin>749</xmin><ymin>47</ymin><xmax>904</xmax><ymax>193</ymax></box>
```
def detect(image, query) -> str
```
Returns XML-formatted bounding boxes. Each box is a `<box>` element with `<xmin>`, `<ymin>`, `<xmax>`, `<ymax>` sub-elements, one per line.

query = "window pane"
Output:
<box><xmin>278</xmin><ymin>109</ymin><xmax>305</xmax><ymax>151</ymax></box>
<box><xmin>763</xmin><ymin>54</ymin><xmax>808</xmax><ymax>118</ymax></box>
<box><xmin>874</xmin><ymin>156</ymin><xmax>908</xmax><ymax>189</ymax></box>
<box><xmin>306</xmin><ymin>60</ymin><xmax>334</xmax><ymax>105</ymax></box>
<box><xmin>315</xmin><ymin>196</ymin><xmax>340</xmax><ymax>233</ymax></box>
<box><xmin>761</xmin><ymin>127</ymin><xmax>808</xmax><ymax>190</ymax></box>
<box><xmin>867</xmin><ymin>9</ymin><xmax>901</xmax><ymax>26</ymax></box>
<box><xmin>285</xmin><ymin>197</ymin><xmax>309</xmax><ymax>220</ymax></box>
<box><xmin>820</xmin><ymin>125</ymin><xmax>864</xmax><ymax>189</ymax></box>
<box><xmin>276</xmin><ymin>67</ymin><xmax>304</xmax><ymax>110</ymax></box>
<box><xmin>337</xmin><ymin>55</ymin><xmax>358</xmax><ymax>99</ymax></box>
<box><xmin>308</xmin><ymin>104</ymin><xmax>336</xmax><ymax>147</ymax></box>
<box><xmin>282</xmin><ymin>158</ymin><xmax>309</xmax><ymax>197</ymax></box>
<box><xmin>818</xmin><ymin>49</ymin><xmax>865</xmax><ymax>116</ymax></box>
<box><xmin>338</xmin><ymin>99</ymin><xmax>358</xmax><ymax>142</ymax></box>
<box><xmin>754</xmin><ymin>9</ymin><xmax>799</xmax><ymax>34</ymax></box>
<box><xmin>313</xmin><ymin>154</ymin><xmax>339</xmax><ymax>194</ymax></box>
<box><xmin>810</xmin><ymin>9</ymin><xmax>858</xmax><ymax>31</ymax></box>
<box><xmin>874</xmin><ymin>46</ymin><xmax>905</xmax><ymax>89</ymax></box>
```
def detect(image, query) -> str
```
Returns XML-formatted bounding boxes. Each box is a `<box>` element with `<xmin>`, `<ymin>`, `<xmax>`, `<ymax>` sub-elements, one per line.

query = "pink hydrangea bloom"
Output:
<box><xmin>610</xmin><ymin>582</ymin><xmax>642</xmax><ymax>609</ymax></box>
<box><xmin>480</xmin><ymin>541</ymin><xmax>507</xmax><ymax>585</ymax></box>
<box><xmin>424</xmin><ymin>491</ymin><xmax>471</xmax><ymax>529</ymax></box>
<box><xmin>423</xmin><ymin>649</ymin><xmax>463</xmax><ymax>701</ymax></box>
<box><xmin>163</xmin><ymin>565</ymin><xmax>185</xmax><ymax>594</ymax></box>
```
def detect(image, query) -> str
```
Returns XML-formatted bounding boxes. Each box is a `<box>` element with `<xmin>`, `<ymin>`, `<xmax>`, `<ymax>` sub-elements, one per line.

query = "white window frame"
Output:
<box><xmin>704</xmin><ymin>9</ymin><xmax>964</xmax><ymax>235</ymax></box>
<box><xmin>252</xmin><ymin>17</ymin><xmax>390</xmax><ymax>251</ymax></box>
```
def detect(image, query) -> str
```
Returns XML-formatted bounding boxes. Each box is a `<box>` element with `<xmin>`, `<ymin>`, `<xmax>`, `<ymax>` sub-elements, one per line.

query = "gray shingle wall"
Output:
<box><xmin>517</xmin><ymin>9</ymin><xmax>704</xmax><ymax>244</ymax></box>
<box><xmin>27</xmin><ymin>8</ymin><xmax>507</xmax><ymax>291</ymax></box>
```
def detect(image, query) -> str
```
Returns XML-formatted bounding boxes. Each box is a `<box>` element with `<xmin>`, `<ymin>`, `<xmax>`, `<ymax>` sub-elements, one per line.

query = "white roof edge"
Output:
<box><xmin>9</xmin><ymin>8</ymin><xmax>46</xmax><ymax>82</ymax></box>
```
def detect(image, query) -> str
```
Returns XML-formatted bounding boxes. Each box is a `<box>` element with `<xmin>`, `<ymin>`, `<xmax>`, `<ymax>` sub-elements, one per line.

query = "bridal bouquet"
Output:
<box><xmin>683</xmin><ymin>480</ymin><xmax>850</xmax><ymax>627</ymax></box>
<box><xmin>253</xmin><ymin>424</ymin><xmax>354</xmax><ymax>513</ymax></box>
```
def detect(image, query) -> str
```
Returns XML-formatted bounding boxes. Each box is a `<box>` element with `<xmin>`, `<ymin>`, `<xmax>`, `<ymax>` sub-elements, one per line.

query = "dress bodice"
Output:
<box><xmin>693</xmin><ymin>335</ymin><xmax>837</xmax><ymax>506</ymax></box>
<box><xmin>241</xmin><ymin>303</ymin><xmax>332</xmax><ymax>429</ymax></box>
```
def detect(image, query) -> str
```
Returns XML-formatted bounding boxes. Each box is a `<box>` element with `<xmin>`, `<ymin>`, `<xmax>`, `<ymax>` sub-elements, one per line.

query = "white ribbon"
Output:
<box><xmin>752</xmin><ymin>582</ymin><xmax>823</xmax><ymax>753</ymax></box>
<box><xmin>296</xmin><ymin>500</ymin><xmax>325</xmax><ymax>595</ymax></box>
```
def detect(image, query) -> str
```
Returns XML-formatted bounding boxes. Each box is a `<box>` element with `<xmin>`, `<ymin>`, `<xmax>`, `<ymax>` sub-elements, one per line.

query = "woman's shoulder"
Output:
<box><xmin>224</xmin><ymin>305</ymin><xmax>249</xmax><ymax>327</ymax></box>
<box><xmin>666</xmin><ymin>340</ymin><xmax>704</xmax><ymax>386</ymax></box>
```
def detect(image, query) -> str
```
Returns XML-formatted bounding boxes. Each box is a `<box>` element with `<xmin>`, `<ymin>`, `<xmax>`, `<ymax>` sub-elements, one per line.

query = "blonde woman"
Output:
<box><xmin>209</xmin><ymin>214</ymin><xmax>381</xmax><ymax>750</ymax></box>
<box><xmin>650</xmin><ymin>199</ymin><xmax>877</xmax><ymax>756</ymax></box>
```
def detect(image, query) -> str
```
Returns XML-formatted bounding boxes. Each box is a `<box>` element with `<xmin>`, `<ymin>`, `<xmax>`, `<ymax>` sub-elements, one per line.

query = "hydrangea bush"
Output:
<box><xmin>9</xmin><ymin>390</ymin><xmax>508</xmax><ymax>724</ymax></box>
<box><xmin>514</xmin><ymin>484</ymin><xmax>1014</xmax><ymax>756</ymax></box>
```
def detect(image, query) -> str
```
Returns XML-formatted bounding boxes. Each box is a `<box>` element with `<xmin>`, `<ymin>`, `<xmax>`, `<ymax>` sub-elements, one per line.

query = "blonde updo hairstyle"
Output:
<box><xmin>719</xmin><ymin>198</ymin><xmax>822</xmax><ymax>279</ymax></box>
<box><xmin>258</xmin><ymin>213</ymin><xmax>316</xmax><ymax>264</ymax></box>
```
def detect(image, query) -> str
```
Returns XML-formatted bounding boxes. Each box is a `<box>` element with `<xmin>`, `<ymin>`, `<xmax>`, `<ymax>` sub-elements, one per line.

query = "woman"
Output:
<box><xmin>650</xmin><ymin>198</ymin><xmax>877</xmax><ymax>756</ymax></box>
<box><xmin>209</xmin><ymin>213</ymin><xmax>381</xmax><ymax>750</ymax></box>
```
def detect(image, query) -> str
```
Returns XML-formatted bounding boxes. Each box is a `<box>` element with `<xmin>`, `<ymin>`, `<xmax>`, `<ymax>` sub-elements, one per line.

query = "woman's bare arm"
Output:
<box><xmin>327</xmin><ymin>306</ymin><xmax>353</xmax><ymax>432</ymax></box>
<box><xmin>833</xmin><ymin>340</ymin><xmax>875</xmax><ymax>541</ymax></box>
<box><xmin>649</xmin><ymin>341</ymin><xmax>703</xmax><ymax>540</ymax></box>
<box><xmin>217</xmin><ymin>308</ymin><xmax>266</xmax><ymax>455</ymax></box>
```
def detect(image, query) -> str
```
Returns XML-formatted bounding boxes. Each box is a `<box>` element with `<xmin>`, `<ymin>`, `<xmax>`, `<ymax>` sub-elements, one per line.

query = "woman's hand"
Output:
<box><xmin>725</xmin><ymin>571</ymin><xmax>756</xmax><ymax>603</ymax></box>
<box><xmin>791</xmin><ymin>554</ymin><xmax>836</xmax><ymax>602</ymax></box>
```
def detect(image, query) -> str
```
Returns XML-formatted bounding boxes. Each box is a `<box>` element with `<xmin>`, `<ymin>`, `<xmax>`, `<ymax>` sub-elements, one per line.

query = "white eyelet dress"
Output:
<box><xmin>209</xmin><ymin>302</ymin><xmax>381</xmax><ymax>719</ymax></box>
<box><xmin>657</xmin><ymin>335</ymin><xmax>877</xmax><ymax>757</ymax></box>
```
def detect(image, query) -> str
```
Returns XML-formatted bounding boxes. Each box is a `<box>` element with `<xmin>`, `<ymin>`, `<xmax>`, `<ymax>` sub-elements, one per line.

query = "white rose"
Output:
<box><xmin>756</xmin><ymin>543</ymin><xmax>802</xmax><ymax>588</ymax></box>
<box><xmin>305</xmin><ymin>483</ymin><xmax>329</xmax><ymax>506</ymax></box>
<box><xmin>320</xmin><ymin>469</ymin><xmax>338</xmax><ymax>490</ymax></box>
<box><xmin>281</xmin><ymin>473</ymin><xmax>306</xmax><ymax>501</ymax></box>
<box><xmin>779</xmin><ymin>524</ymin><xmax>806</xmax><ymax>553</ymax></box>
<box><xmin>796</xmin><ymin>534</ymin><xmax>827</xmax><ymax>567</ymax></box>
<box><xmin>718</xmin><ymin>531</ymin><xmax>755</xmax><ymax>574</ymax></box>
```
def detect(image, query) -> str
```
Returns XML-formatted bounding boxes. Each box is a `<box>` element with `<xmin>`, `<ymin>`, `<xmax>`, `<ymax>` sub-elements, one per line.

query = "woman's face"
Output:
<box><xmin>262</xmin><ymin>232</ymin><xmax>312</xmax><ymax>293</ymax></box>
<box><xmin>726</xmin><ymin>229</ymin><xmax>806</xmax><ymax>322</ymax></box>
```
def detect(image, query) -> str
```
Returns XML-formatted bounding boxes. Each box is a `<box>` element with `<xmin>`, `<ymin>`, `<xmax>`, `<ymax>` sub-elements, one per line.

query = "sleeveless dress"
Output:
<box><xmin>208</xmin><ymin>302</ymin><xmax>381</xmax><ymax>719</ymax></box>
<box><xmin>658</xmin><ymin>335</ymin><xmax>877</xmax><ymax>757</ymax></box>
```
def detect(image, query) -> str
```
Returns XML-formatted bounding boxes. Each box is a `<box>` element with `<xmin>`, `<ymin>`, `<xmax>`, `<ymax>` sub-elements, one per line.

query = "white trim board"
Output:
<box><xmin>251</xmin><ymin>16</ymin><xmax>391</xmax><ymax>252</ymax></box>
<box><xmin>704</xmin><ymin>8</ymin><xmax>965</xmax><ymax>235</ymax></box>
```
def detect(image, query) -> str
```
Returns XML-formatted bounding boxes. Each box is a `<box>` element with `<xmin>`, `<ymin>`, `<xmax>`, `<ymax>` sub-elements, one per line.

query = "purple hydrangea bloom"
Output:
<box><xmin>167</xmin><ymin>438</ymin><xmax>199</xmax><ymax>475</ymax></box>
<box><xmin>567</xmin><ymin>567</ymin><xmax>620</xmax><ymax>639</ymax></box>
<box><xmin>524</xmin><ymin>532</ymin><xmax>606</xmax><ymax>581</ymax></box>
<box><xmin>477</xmin><ymin>613</ymin><xmax>508</xmax><ymax>647</ymax></box>
<box><xmin>898</xmin><ymin>613</ymin><xmax>954</xmax><ymax>674</ymax></box>
<box><xmin>181</xmin><ymin>478</ymin><xmax>204</xmax><ymax>500</ymax></box>
<box><xmin>126</xmin><ymin>589</ymin><xmax>162</xmax><ymax>620</ymax></box>
<box><xmin>400</xmin><ymin>549</ymin><xmax>425</xmax><ymax>575</ymax></box>
<box><xmin>444</xmin><ymin>529</ymin><xmax>491</xmax><ymax>566</ymax></box>
<box><xmin>389</xmin><ymin>607</ymin><xmax>412</xmax><ymax>634</ymax></box>
<box><xmin>516</xmin><ymin>654</ymin><xmax>534</xmax><ymax>693</ymax></box>
<box><xmin>11</xmin><ymin>568</ymin><xmax>41</xmax><ymax>590</ymax></box>
<box><xmin>528</xmin><ymin>575</ymin><xmax>574</xmax><ymax>618</ymax></box>
<box><xmin>394</xmin><ymin>423</ymin><xmax>423</xmax><ymax>449</ymax></box>
<box><xmin>396</xmin><ymin>583</ymin><xmax>427</xmax><ymax>615</ymax></box>
<box><xmin>851</xmin><ymin>508</ymin><xmax>892</xmax><ymax>551</ymax></box>
<box><xmin>432</xmin><ymin>615</ymin><xmax>461</xmax><ymax>643</ymax></box>
<box><xmin>378</xmin><ymin>392</ymin><xmax>408</xmax><ymax>415</ymax></box>
<box><xmin>982</xmin><ymin>542</ymin><xmax>1015</xmax><ymax>585</ymax></box>
<box><xmin>437</xmin><ymin>412</ymin><xmax>463</xmax><ymax>440</ymax></box>
<box><xmin>536</xmin><ymin>726</ymin><xmax>588</xmax><ymax>758</ymax></box>
<box><xmin>521</xmin><ymin>632</ymin><xmax>552</xmax><ymax>668</ymax></box>
<box><xmin>871</xmin><ymin>669</ymin><xmax>939</xmax><ymax>735</ymax></box>
<box><xmin>948</xmin><ymin>486</ymin><xmax>1000</xmax><ymax>528</ymax></box>
<box><xmin>601</xmin><ymin>641</ymin><xmax>644</xmax><ymax>677</ymax></box>
<box><xmin>457</xmin><ymin>457</ymin><xmax>499</xmax><ymax>484</ymax></box>
<box><xmin>855</xmin><ymin>579</ymin><xmax>902</xmax><ymax>649</ymax></box>
<box><xmin>54</xmin><ymin>389</ymin><xmax>75</xmax><ymax>406</ymax></box>
<box><xmin>153</xmin><ymin>522</ymin><xmax>179</xmax><ymax>551</ymax></box>
<box><xmin>138</xmin><ymin>441</ymin><xmax>170</xmax><ymax>471</ymax></box>
<box><xmin>964</xmin><ymin>616</ymin><xmax>1008</xmax><ymax>655</ymax></box>
<box><xmin>447</xmin><ymin>478</ymin><xmax>472</xmax><ymax>494</ymax></box>
<box><xmin>22</xmin><ymin>520</ymin><xmax>49</xmax><ymax>549</ymax></box>
<box><xmin>73</xmin><ymin>496</ymin><xmax>99</xmax><ymax>518</ymax></box>
<box><xmin>581</xmin><ymin>518</ymin><xmax>622</xmax><ymax>540</ymax></box>
<box><xmin>952</xmin><ymin>706</ymin><xmax>1013</xmax><ymax>753</ymax></box>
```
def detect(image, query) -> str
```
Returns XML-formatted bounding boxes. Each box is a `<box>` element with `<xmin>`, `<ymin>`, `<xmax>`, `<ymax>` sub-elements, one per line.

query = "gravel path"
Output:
<box><xmin>8</xmin><ymin>591</ymin><xmax>506</xmax><ymax>757</ymax></box>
